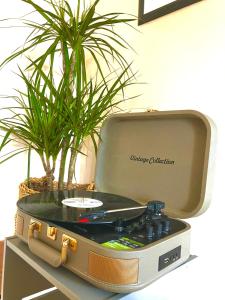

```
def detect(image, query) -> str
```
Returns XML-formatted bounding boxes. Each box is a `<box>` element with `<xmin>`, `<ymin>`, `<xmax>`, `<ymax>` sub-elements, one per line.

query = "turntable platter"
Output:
<box><xmin>17</xmin><ymin>189</ymin><xmax>145</xmax><ymax>224</ymax></box>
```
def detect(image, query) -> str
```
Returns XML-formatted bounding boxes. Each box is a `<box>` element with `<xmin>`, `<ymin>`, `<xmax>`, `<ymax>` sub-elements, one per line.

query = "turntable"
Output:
<box><xmin>15</xmin><ymin>110</ymin><xmax>216</xmax><ymax>293</ymax></box>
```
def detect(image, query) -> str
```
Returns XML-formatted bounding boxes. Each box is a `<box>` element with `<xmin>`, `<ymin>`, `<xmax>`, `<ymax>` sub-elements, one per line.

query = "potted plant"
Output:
<box><xmin>0</xmin><ymin>0</ymin><xmax>137</xmax><ymax>194</ymax></box>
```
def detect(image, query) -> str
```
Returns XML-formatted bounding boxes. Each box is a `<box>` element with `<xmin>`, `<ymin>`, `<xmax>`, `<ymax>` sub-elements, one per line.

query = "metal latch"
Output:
<box><xmin>62</xmin><ymin>234</ymin><xmax>77</xmax><ymax>252</ymax></box>
<box><xmin>28</xmin><ymin>219</ymin><xmax>42</xmax><ymax>239</ymax></box>
<box><xmin>47</xmin><ymin>226</ymin><xmax>57</xmax><ymax>240</ymax></box>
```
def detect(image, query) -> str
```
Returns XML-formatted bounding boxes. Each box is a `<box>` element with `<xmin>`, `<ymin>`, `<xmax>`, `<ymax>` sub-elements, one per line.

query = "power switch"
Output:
<box><xmin>158</xmin><ymin>246</ymin><xmax>181</xmax><ymax>271</ymax></box>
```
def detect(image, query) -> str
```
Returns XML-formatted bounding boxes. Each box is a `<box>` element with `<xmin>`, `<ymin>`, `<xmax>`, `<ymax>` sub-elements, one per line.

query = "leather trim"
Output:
<box><xmin>15</xmin><ymin>214</ymin><xmax>24</xmax><ymax>236</ymax></box>
<box><xmin>88</xmin><ymin>251</ymin><xmax>139</xmax><ymax>284</ymax></box>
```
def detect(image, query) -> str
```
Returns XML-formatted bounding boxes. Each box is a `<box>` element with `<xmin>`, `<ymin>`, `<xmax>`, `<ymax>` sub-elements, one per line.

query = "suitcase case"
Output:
<box><xmin>15</xmin><ymin>110</ymin><xmax>216</xmax><ymax>293</ymax></box>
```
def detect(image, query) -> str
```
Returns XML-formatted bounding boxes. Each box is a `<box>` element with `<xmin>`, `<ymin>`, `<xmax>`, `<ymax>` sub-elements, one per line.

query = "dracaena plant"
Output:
<box><xmin>0</xmin><ymin>0</ymin><xmax>137</xmax><ymax>190</ymax></box>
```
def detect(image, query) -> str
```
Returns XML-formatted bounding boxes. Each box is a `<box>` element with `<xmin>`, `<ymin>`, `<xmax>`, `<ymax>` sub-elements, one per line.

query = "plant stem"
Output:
<box><xmin>40</xmin><ymin>154</ymin><xmax>47</xmax><ymax>172</ymax></box>
<box><xmin>58</xmin><ymin>140</ymin><xmax>68</xmax><ymax>190</ymax></box>
<box><xmin>46</xmin><ymin>158</ymin><xmax>54</xmax><ymax>190</ymax></box>
<box><xmin>67</xmin><ymin>137</ymin><xmax>79</xmax><ymax>189</ymax></box>
<box><xmin>69</xmin><ymin>52</ymin><xmax>76</xmax><ymax>91</ymax></box>
<box><xmin>27</xmin><ymin>145</ymin><xmax>31</xmax><ymax>188</ymax></box>
<box><xmin>67</xmin><ymin>149</ymin><xmax>78</xmax><ymax>189</ymax></box>
<box><xmin>66</xmin><ymin>50</ymin><xmax>78</xmax><ymax>188</ymax></box>
<box><xmin>67</xmin><ymin>48</ymin><xmax>82</xmax><ymax>188</ymax></box>
<box><xmin>58</xmin><ymin>41</ymin><xmax>69</xmax><ymax>188</ymax></box>
<box><xmin>41</xmin><ymin>154</ymin><xmax>54</xmax><ymax>190</ymax></box>
<box><xmin>58</xmin><ymin>46</ymin><xmax>76</xmax><ymax>189</ymax></box>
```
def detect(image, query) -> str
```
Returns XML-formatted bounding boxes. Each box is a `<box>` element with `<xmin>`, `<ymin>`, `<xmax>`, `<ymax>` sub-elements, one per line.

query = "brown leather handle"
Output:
<box><xmin>28</xmin><ymin>222</ymin><xmax>69</xmax><ymax>267</ymax></box>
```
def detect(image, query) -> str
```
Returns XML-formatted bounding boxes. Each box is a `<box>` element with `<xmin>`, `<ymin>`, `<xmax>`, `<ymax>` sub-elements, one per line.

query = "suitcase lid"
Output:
<box><xmin>95</xmin><ymin>110</ymin><xmax>216</xmax><ymax>219</ymax></box>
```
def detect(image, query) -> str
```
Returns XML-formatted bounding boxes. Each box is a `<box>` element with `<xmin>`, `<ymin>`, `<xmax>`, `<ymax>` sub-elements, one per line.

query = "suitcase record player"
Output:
<box><xmin>15</xmin><ymin>110</ymin><xmax>216</xmax><ymax>293</ymax></box>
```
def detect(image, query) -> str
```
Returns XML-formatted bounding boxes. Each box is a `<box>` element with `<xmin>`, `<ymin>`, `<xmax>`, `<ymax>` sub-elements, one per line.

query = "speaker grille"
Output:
<box><xmin>88</xmin><ymin>251</ymin><xmax>139</xmax><ymax>285</ymax></box>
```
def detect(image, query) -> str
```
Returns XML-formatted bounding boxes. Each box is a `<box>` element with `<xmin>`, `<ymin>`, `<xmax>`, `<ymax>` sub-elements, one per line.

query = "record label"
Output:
<box><xmin>62</xmin><ymin>197</ymin><xmax>103</xmax><ymax>208</ymax></box>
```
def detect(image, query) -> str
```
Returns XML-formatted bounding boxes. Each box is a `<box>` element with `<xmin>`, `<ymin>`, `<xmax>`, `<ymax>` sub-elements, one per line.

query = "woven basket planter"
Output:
<box><xmin>19</xmin><ymin>176</ymin><xmax>94</xmax><ymax>199</ymax></box>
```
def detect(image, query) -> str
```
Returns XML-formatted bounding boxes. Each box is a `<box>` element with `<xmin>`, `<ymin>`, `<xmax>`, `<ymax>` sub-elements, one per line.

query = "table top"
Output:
<box><xmin>5</xmin><ymin>236</ymin><xmax>222</xmax><ymax>300</ymax></box>
<box><xmin>6</xmin><ymin>237</ymin><xmax>122</xmax><ymax>300</ymax></box>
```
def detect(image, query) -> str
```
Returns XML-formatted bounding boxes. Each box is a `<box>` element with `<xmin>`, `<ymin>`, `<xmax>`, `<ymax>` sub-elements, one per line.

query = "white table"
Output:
<box><xmin>2</xmin><ymin>236</ymin><xmax>215</xmax><ymax>300</ymax></box>
<box><xmin>1</xmin><ymin>237</ymin><xmax>122</xmax><ymax>300</ymax></box>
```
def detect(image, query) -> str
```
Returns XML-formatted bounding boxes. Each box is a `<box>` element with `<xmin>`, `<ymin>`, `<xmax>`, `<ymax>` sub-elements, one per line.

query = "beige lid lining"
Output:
<box><xmin>95</xmin><ymin>110</ymin><xmax>213</xmax><ymax>219</ymax></box>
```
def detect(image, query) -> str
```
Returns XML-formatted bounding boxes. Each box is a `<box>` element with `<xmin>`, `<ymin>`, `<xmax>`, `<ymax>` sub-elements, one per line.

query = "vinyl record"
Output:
<box><xmin>17</xmin><ymin>189</ymin><xmax>145</xmax><ymax>224</ymax></box>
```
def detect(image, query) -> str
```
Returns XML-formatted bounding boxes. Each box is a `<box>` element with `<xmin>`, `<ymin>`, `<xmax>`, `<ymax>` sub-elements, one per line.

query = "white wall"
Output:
<box><xmin>96</xmin><ymin>0</ymin><xmax>225</xmax><ymax>259</ymax></box>
<box><xmin>0</xmin><ymin>1</ymin><xmax>45</xmax><ymax>239</ymax></box>
<box><xmin>0</xmin><ymin>0</ymin><xmax>224</xmax><ymax>257</ymax></box>
<box><xmin>0</xmin><ymin>1</ymin><xmax>224</xmax><ymax>297</ymax></box>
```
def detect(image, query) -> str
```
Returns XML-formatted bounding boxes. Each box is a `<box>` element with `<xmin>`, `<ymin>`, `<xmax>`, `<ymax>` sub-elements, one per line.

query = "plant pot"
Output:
<box><xmin>18</xmin><ymin>176</ymin><xmax>94</xmax><ymax>199</ymax></box>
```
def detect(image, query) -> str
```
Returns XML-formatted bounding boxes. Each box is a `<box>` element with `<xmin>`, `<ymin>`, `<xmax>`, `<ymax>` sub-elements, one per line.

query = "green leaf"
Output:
<box><xmin>0</xmin><ymin>0</ymin><xmax>138</xmax><ymax>186</ymax></box>
<box><xmin>0</xmin><ymin>130</ymin><xmax>13</xmax><ymax>151</ymax></box>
